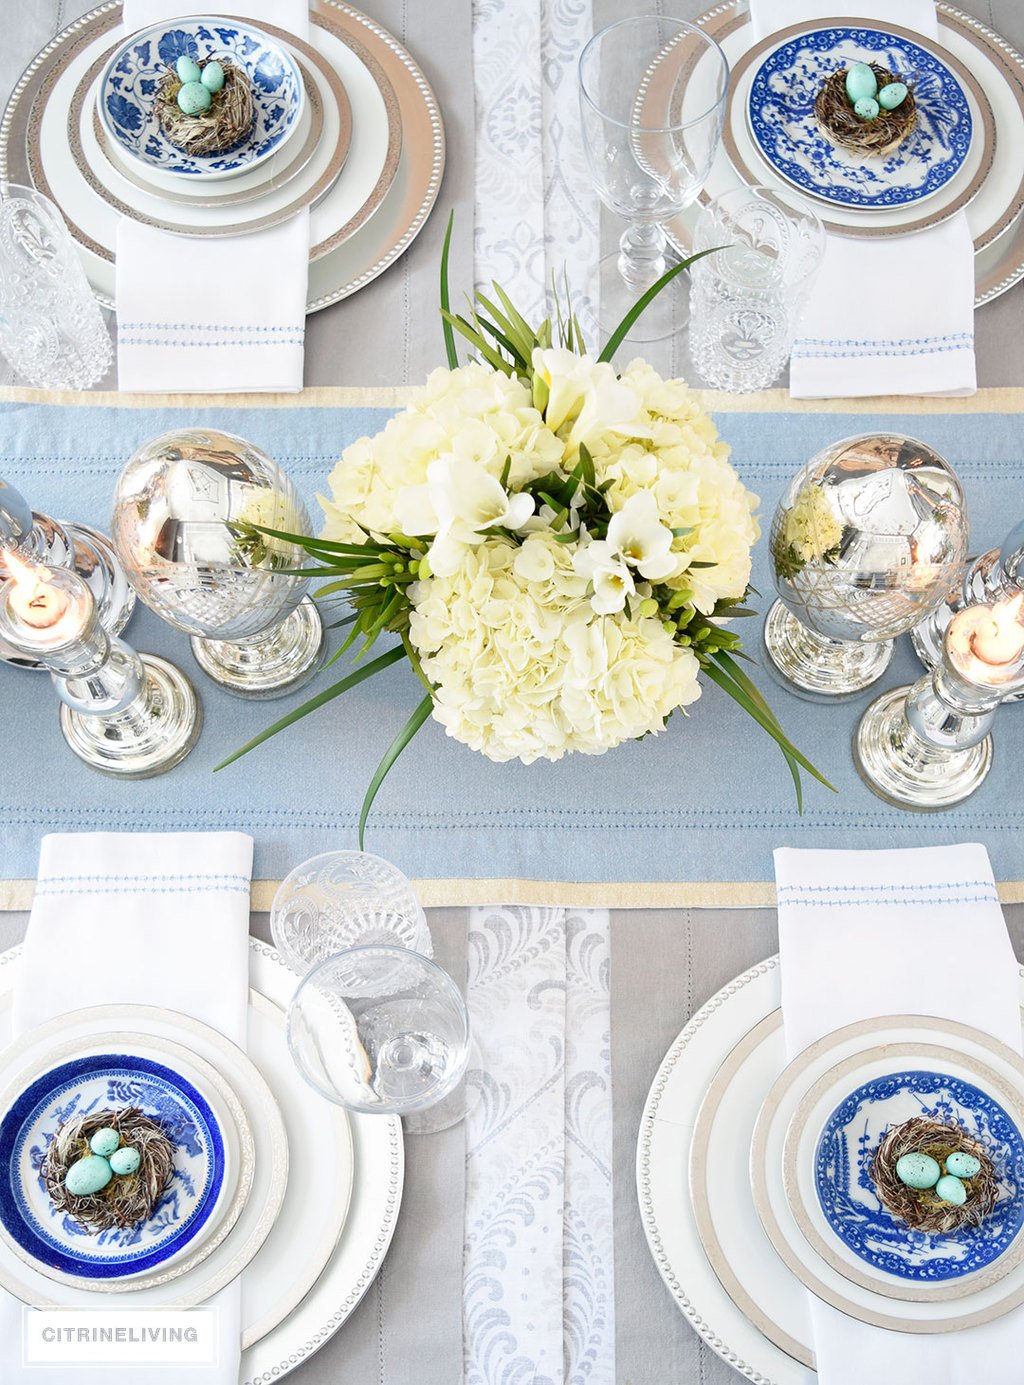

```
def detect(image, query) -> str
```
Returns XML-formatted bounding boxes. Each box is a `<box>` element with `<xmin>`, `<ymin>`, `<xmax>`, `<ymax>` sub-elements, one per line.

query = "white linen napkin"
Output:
<box><xmin>116</xmin><ymin>0</ymin><xmax>311</xmax><ymax>393</ymax></box>
<box><xmin>749</xmin><ymin>0</ymin><xmax>977</xmax><ymax>398</ymax></box>
<box><xmin>775</xmin><ymin>843</ymin><xmax>1022</xmax><ymax>1385</ymax></box>
<box><xmin>0</xmin><ymin>831</ymin><xmax>253</xmax><ymax>1384</ymax></box>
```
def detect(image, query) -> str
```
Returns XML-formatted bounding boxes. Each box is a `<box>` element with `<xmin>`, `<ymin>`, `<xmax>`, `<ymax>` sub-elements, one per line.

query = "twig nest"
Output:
<box><xmin>871</xmin><ymin>1117</ymin><xmax>998</xmax><ymax>1234</ymax></box>
<box><xmin>156</xmin><ymin>57</ymin><xmax>254</xmax><ymax>156</ymax></box>
<box><xmin>815</xmin><ymin>63</ymin><xmax>917</xmax><ymax>157</ymax></box>
<box><xmin>43</xmin><ymin>1107</ymin><xmax>174</xmax><ymax>1235</ymax></box>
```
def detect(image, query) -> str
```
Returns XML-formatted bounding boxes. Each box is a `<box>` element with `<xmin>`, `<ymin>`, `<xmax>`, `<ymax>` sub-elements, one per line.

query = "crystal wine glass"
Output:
<box><xmin>578</xmin><ymin>16</ymin><xmax>729</xmax><ymax>343</ymax></box>
<box><xmin>287</xmin><ymin>945</ymin><xmax>470</xmax><ymax>1133</ymax></box>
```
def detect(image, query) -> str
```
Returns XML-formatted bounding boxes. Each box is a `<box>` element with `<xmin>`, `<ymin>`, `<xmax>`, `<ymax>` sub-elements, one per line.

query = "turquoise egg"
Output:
<box><xmin>177</xmin><ymin>81</ymin><xmax>212</xmax><ymax>116</ymax></box>
<box><xmin>936</xmin><ymin>1173</ymin><xmax>968</xmax><ymax>1206</ymax></box>
<box><xmin>89</xmin><ymin>1128</ymin><xmax>120</xmax><ymax>1158</ymax></box>
<box><xmin>895</xmin><ymin>1152</ymin><xmax>941</xmax><ymax>1189</ymax></box>
<box><xmin>175</xmin><ymin>56</ymin><xmax>202</xmax><ymax>86</ymax></box>
<box><xmin>845</xmin><ymin>63</ymin><xmax>878</xmax><ymax>103</ymax></box>
<box><xmin>946</xmin><ymin>1151</ymin><xmax>982</xmax><ymax>1179</ymax></box>
<box><xmin>109</xmin><ymin>1146</ymin><xmax>141</xmax><ymax>1176</ymax></box>
<box><xmin>854</xmin><ymin>97</ymin><xmax>880</xmax><ymax>121</ymax></box>
<box><xmin>878</xmin><ymin>82</ymin><xmax>909</xmax><ymax>111</ymax></box>
<box><xmin>201</xmin><ymin>61</ymin><xmax>225</xmax><ymax>93</ymax></box>
<box><xmin>65</xmin><ymin>1155</ymin><xmax>113</xmax><ymax>1197</ymax></box>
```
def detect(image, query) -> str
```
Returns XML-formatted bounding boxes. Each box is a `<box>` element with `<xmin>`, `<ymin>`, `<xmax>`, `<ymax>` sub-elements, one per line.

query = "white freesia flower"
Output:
<box><xmin>572</xmin><ymin>538</ymin><xmax>635</xmax><ymax>615</ymax></box>
<box><xmin>532</xmin><ymin>347</ymin><xmax>649</xmax><ymax>456</ymax></box>
<box><xmin>395</xmin><ymin>455</ymin><xmax>535</xmax><ymax>576</ymax></box>
<box><xmin>605</xmin><ymin>490</ymin><xmax>678</xmax><ymax>581</ymax></box>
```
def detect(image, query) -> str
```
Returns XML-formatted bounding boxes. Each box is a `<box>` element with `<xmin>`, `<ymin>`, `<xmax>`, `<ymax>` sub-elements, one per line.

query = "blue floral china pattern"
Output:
<box><xmin>814</xmin><ymin>1069</ymin><xmax>1024</xmax><ymax>1282</ymax></box>
<box><xmin>0</xmin><ymin>1054</ymin><xmax>225</xmax><ymax>1280</ymax></box>
<box><xmin>747</xmin><ymin>26</ymin><xmax>973</xmax><ymax>210</ymax></box>
<box><xmin>99</xmin><ymin>17</ymin><xmax>303</xmax><ymax>178</ymax></box>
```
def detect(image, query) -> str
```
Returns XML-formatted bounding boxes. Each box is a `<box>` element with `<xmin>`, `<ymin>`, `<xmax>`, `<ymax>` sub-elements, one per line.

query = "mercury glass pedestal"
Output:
<box><xmin>764</xmin><ymin>434</ymin><xmax>969</xmax><ymax>701</ymax></box>
<box><xmin>0</xmin><ymin>475</ymin><xmax>134</xmax><ymax>670</ymax></box>
<box><xmin>854</xmin><ymin>596</ymin><xmax>1024</xmax><ymax>810</ymax></box>
<box><xmin>911</xmin><ymin>518</ymin><xmax>1024</xmax><ymax>704</ymax></box>
<box><xmin>0</xmin><ymin>563</ymin><xmax>200</xmax><ymax>778</ymax></box>
<box><xmin>111</xmin><ymin>428</ymin><xmax>325</xmax><ymax>700</ymax></box>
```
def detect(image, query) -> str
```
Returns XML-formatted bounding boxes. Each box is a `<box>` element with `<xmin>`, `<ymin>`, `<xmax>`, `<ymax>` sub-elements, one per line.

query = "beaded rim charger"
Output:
<box><xmin>815</xmin><ymin>64</ymin><xmax>917</xmax><ymax>157</ymax></box>
<box><xmin>871</xmin><ymin>1116</ymin><xmax>998</xmax><ymax>1233</ymax></box>
<box><xmin>43</xmin><ymin>1108</ymin><xmax>174</xmax><ymax>1234</ymax></box>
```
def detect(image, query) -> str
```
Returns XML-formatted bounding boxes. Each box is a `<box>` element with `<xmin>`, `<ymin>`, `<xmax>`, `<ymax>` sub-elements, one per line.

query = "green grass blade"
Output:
<box><xmin>440</xmin><ymin>210</ymin><xmax>458</xmax><ymax>369</ymax></box>
<box><xmin>358</xmin><ymin>694</ymin><xmax>434</xmax><ymax>849</ymax></box>
<box><xmin>597</xmin><ymin>247</ymin><xmax>725</xmax><ymax>364</ymax></box>
<box><xmin>213</xmin><ymin>645</ymin><xmax>406</xmax><ymax>771</ymax></box>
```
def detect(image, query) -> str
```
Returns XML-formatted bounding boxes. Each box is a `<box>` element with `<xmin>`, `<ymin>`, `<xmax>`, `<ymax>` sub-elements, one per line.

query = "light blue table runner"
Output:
<box><xmin>1</xmin><ymin>395</ymin><xmax>1021</xmax><ymax>889</ymax></box>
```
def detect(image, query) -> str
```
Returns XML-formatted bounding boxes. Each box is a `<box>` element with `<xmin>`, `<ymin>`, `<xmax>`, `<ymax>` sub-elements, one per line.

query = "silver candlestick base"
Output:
<box><xmin>60</xmin><ymin>652</ymin><xmax>202</xmax><ymax>779</ymax></box>
<box><xmin>190</xmin><ymin>595</ymin><xmax>325</xmax><ymax>699</ymax></box>
<box><xmin>763</xmin><ymin>599</ymin><xmax>893</xmax><ymax>702</ymax></box>
<box><xmin>853</xmin><ymin>680</ymin><xmax>994</xmax><ymax>811</ymax></box>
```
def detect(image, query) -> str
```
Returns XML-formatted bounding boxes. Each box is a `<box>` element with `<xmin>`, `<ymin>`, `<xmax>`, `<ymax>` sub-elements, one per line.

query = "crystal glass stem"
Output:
<box><xmin>618</xmin><ymin>221</ymin><xmax>668</xmax><ymax>291</ymax></box>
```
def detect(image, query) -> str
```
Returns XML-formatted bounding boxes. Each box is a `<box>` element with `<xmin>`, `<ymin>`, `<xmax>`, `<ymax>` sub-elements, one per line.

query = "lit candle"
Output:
<box><xmin>947</xmin><ymin>593</ymin><xmax>1024</xmax><ymax>687</ymax></box>
<box><xmin>970</xmin><ymin>593</ymin><xmax>1024</xmax><ymax>666</ymax></box>
<box><xmin>1</xmin><ymin>550</ymin><xmax>86</xmax><ymax>646</ymax></box>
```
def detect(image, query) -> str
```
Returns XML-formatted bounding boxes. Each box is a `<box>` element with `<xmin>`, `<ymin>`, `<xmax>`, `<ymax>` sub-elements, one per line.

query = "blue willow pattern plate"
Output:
<box><xmin>814</xmin><ymin>1069</ymin><xmax>1024</xmax><ymax>1282</ymax></box>
<box><xmin>747</xmin><ymin>26</ymin><xmax>973</xmax><ymax>210</ymax></box>
<box><xmin>99</xmin><ymin>18</ymin><xmax>302</xmax><ymax>177</ymax></box>
<box><xmin>0</xmin><ymin>1054</ymin><xmax>224</xmax><ymax>1280</ymax></box>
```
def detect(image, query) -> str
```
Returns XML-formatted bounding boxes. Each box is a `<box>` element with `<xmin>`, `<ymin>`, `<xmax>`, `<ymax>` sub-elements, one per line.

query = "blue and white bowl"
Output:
<box><xmin>99</xmin><ymin>16</ymin><xmax>304</xmax><ymax>181</ymax></box>
<box><xmin>815</xmin><ymin>1068</ymin><xmax>1024</xmax><ymax>1284</ymax></box>
<box><xmin>0</xmin><ymin>1053</ymin><xmax>227</xmax><ymax>1283</ymax></box>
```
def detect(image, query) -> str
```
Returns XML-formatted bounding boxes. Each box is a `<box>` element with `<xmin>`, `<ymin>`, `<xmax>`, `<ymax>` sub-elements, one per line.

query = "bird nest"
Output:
<box><xmin>814</xmin><ymin>65</ymin><xmax>917</xmax><ymax>158</ymax></box>
<box><xmin>43</xmin><ymin>1108</ymin><xmax>174</xmax><ymax>1235</ymax></box>
<box><xmin>870</xmin><ymin>1117</ymin><xmax>998</xmax><ymax>1234</ymax></box>
<box><xmin>155</xmin><ymin>59</ymin><xmax>255</xmax><ymax>157</ymax></box>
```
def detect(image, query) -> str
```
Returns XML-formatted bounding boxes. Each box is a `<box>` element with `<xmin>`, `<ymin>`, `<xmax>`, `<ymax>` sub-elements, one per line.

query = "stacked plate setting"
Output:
<box><xmin>665</xmin><ymin>4</ymin><xmax>1024</xmax><ymax>306</ymax></box>
<box><xmin>638</xmin><ymin>956</ymin><xmax>1024</xmax><ymax>1384</ymax></box>
<box><xmin>0</xmin><ymin>0</ymin><xmax>445</xmax><ymax>312</ymax></box>
<box><xmin>0</xmin><ymin>940</ymin><xmax>404</xmax><ymax>1384</ymax></box>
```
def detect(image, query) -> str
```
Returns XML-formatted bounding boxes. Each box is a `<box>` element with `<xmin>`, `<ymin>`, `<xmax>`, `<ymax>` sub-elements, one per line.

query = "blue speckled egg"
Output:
<box><xmin>845</xmin><ymin>63</ymin><xmax>878</xmax><ymax>103</ymax></box>
<box><xmin>895</xmin><ymin>1152</ymin><xmax>941</xmax><ymax>1189</ymax></box>
<box><xmin>854</xmin><ymin>97</ymin><xmax>880</xmax><ymax>121</ymax></box>
<box><xmin>878</xmin><ymin>82</ymin><xmax>909</xmax><ymax>111</ymax></box>
<box><xmin>177</xmin><ymin>81</ymin><xmax>212</xmax><ymax>116</ymax></box>
<box><xmin>175</xmin><ymin>56</ymin><xmax>202</xmax><ymax>86</ymax></box>
<box><xmin>65</xmin><ymin>1155</ymin><xmax>113</xmax><ymax>1197</ymax></box>
<box><xmin>89</xmin><ymin>1128</ymin><xmax>120</xmax><ymax>1158</ymax></box>
<box><xmin>109</xmin><ymin>1146</ymin><xmax>141</xmax><ymax>1176</ymax></box>
<box><xmin>201</xmin><ymin>61</ymin><xmax>225</xmax><ymax>93</ymax></box>
<box><xmin>946</xmin><ymin>1151</ymin><xmax>982</xmax><ymax>1179</ymax></box>
<box><xmin>936</xmin><ymin>1173</ymin><xmax>968</xmax><ymax>1206</ymax></box>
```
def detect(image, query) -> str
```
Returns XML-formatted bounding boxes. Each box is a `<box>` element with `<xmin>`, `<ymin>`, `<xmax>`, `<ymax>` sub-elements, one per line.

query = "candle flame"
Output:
<box><xmin>1</xmin><ymin>548</ymin><xmax>51</xmax><ymax>589</ymax></box>
<box><xmin>971</xmin><ymin>592</ymin><xmax>1024</xmax><ymax>666</ymax></box>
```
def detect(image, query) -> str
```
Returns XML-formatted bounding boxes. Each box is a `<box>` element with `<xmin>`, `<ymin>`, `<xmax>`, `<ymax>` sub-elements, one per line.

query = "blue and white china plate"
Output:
<box><xmin>0</xmin><ymin>1052</ymin><xmax>227</xmax><ymax>1283</ymax></box>
<box><xmin>814</xmin><ymin>1068</ymin><xmax>1024</xmax><ymax>1285</ymax></box>
<box><xmin>746</xmin><ymin>25</ymin><xmax>974</xmax><ymax>211</ymax></box>
<box><xmin>99</xmin><ymin>16</ymin><xmax>304</xmax><ymax>180</ymax></box>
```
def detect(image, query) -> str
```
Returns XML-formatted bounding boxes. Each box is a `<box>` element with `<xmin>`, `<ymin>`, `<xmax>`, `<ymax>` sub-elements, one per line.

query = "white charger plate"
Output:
<box><xmin>671</xmin><ymin>2</ymin><xmax>1024</xmax><ymax>305</ymax></box>
<box><xmin>0</xmin><ymin>1022</ymin><xmax>255</xmax><ymax>1293</ymax></box>
<box><xmin>0</xmin><ymin>941</ymin><xmax>401</xmax><ymax>1384</ymax></box>
<box><xmin>0</xmin><ymin>0</ymin><xmax>444</xmax><ymax>313</ymax></box>
<box><xmin>638</xmin><ymin>955</ymin><xmax>1024</xmax><ymax>1384</ymax></box>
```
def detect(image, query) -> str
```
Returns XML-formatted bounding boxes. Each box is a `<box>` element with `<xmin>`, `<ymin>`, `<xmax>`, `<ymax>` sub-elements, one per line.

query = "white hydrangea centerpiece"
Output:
<box><xmin>221</xmin><ymin>223</ymin><xmax>830</xmax><ymax>838</ymax></box>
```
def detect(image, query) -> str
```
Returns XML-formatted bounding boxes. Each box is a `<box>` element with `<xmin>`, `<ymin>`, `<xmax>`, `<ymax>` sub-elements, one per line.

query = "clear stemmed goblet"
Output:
<box><xmin>287</xmin><ymin>945</ymin><xmax>471</xmax><ymax>1134</ymax></box>
<box><xmin>578</xmin><ymin>16</ymin><xmax>729</xmax><ymax>343</ymax></box>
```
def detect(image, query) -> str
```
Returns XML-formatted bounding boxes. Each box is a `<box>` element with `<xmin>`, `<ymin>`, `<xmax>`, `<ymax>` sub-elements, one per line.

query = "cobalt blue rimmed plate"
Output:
<box><xmin>747</xmin><ymin>25</ymin><xmax>973</xmax><ymax>210</ymax></box>
<box><xmin>99</xmin><ymin>16</ymin><xmax>304</xmax><ymax>180</ymax></box>
<box><xmin>815</xmin><ymin>1068</ymin><xmax>1024</xmax><ymax>1283</ymax></box>
<box><xmin>0</xmin><ymin>1053</ymin><xmax>225</xmax><ymax>1281</ymax></box>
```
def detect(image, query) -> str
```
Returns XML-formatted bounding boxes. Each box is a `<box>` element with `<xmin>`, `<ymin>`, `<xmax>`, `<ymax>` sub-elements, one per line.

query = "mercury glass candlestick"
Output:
<box><xmin>911</xmin><ymin>517</ymin><xmax>1024</xmax><ymax>704</ymax></box>
<box><xmin>854</xmin><ymin>592</ymin><xmax>1024</xmax><ymax>809</ymax></box>
<box><xmin>0</xmin><ymin>552</ymin><xmax>200</xmax><ymax>777</ymax></box>
<box><xmin>0</xmin><ymin>474</ymin><xmax>134</xmax><ymax>670</ymax></box>
<box><xmin>764</xmin><ymin>434</ymin><xmax>968</xmax><ymax>700</ymax></box>
<box><xmin>111</xmin><ymin>429</ymin><xmax>324</xmax><ymax>699</ymax></box>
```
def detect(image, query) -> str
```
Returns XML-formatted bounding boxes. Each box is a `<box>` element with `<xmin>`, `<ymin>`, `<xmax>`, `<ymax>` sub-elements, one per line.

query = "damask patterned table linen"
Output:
<box><xmin>775</xmin><ymin>844</ymin><xmax>1023</xmax><ymax>1383</ymax></box>
<box><xmin>0</xmin><ymin>831</ymin><xmax>253</xmax><ymax>1385</ymax></box>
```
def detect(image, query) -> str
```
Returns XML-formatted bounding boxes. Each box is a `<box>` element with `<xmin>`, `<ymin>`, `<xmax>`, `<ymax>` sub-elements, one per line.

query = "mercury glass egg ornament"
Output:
<box><xmin>111</xmin><ymin>429</ymin><xmax>325</xmax><ymax>699</ymax></box>
<box><xmin>764</xmin><ymin>434</ymin><xmax>968</xmax><ymax>698</ymax></box>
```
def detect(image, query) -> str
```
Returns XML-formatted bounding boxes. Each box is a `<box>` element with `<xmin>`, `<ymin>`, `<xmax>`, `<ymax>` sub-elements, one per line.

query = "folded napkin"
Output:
<box><xmin>116</xmin><ymin>0</ymin><xmax>311</xmax><ymax>393</ymax></box>
<box><xmin>776</xmin><ymin>844</ymin><xmax>1021</xmax><ymax>1385</ymax></box>
<box><xmin>1</xmin><ymin>831</ymin><xmax>253</xmax><ymax>1384</ymax></box>
<box><xmin>749</xmin><ymin>0</ymin><xmax>977</xmax><ymax>398</ymax></box>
